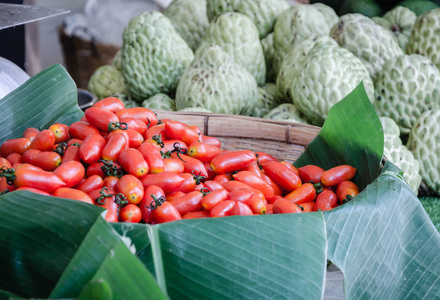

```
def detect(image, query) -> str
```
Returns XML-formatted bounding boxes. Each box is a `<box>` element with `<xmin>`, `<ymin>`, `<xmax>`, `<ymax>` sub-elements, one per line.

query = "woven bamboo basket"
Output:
<box><xmin>154</xmin><ymin>110</ymin><xmax>321</xmax><ymax>163</ymax></box>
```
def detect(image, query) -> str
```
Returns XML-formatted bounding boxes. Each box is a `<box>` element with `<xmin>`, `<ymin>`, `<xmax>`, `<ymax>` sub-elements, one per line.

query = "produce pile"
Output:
<box><xmin>87</xmin><ymin>0</ymin><xmax>440</xmax><ymax>199</ymax></box>
<box><xmin>0</xmin><ymin>96</ymin><xmax>359</xmax><ymax>223</ymax></box>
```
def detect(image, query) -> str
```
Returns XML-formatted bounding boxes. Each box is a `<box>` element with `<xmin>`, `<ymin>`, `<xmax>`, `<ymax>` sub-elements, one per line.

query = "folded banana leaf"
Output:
<box><xmin>0</xmin><ymin>64</ymin><xmax>439</xmax><ymax>299</ymax></box>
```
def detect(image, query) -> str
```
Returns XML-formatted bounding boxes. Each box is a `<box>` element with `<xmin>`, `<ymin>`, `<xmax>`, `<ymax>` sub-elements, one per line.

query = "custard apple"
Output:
<box><xmin>142</xmin><ymin>93</ymin><xmax>176</xmax><ymax>111</ymax></box>
<box><xmin>121</xmin><ymin>11</ymin><xmax>194</xmax><ymax>101</ymax></box>
<box><xmin>206</xmin><ymin>0</ymin><xmax>290</xmax><ymax>39</ymax></box>
<box><xmin>113</xmin><ymin>92</ymin><xmax>138</xmax><ymax>108</ymax></box>
<box><xmin>276</xmin><ymin>34</ymin><xmax>338</xmax><ymax>101</ymax></box>
<box><xmin>278</xmin><ymin>42</ymin><xmax>374</xmax><ymax>126</ymax></box>
<box><xmin>199</xmin><ymin>12</ymin><xmax>266</xmax><ymax>86</ymax></box>
<box><xmin>263</xmin><ymin>103</ymin><xmax>308</xmax><ymax>124</ymax></box>
<box><xmin>175</xmin><ymin>44</ymin><xmax>258</xmax><ymax>114</ymax></box>
<box><xmin>330</xmin><ymin>13</ymin><xmax>404</xmax><ymax>80</ymax></box>
<box><xmin>112</xmin><ymin>50</ymin><xmax>122</xmax><ymax>71</ymax></box>
<box><xmin>88</xmin><ymin>65</ymin><xmax>126</xmax><ymax>101</ymax></box>
<box><xmin>272</xmin><ymin>3</ymin><xmax>338</xmax><ymax>76</ymax></box>
<box><xmin>407</xmin><ymin>109</ymin><xmax>440</xmax><ymax>195</ymax></box>
<box><xmin>380</xmin><ymin>116</ymin><xmax>422</xmax><ymax>194</ymax></box>
<box><xmin>406</xmin><ymin>8</ymin><xmax>440</xmax><ymax>70</ymax></box>
<box><xmin>163</xmin><ymin>0</ymin><xmax>209</xmax><ymax>51</ymax></box>
<box><xmin>374</xmin><ymin>54</ymin><xmax>440</xmax><ymax>135</ymax></box>
<box><xmin>372</xmin><ymin>6</ymin><xmax>417</xmax><ymax>50</ymax></box>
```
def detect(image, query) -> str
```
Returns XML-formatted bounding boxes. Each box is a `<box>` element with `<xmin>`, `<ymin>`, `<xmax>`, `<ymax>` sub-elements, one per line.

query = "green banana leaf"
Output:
<box><xmin>0</xmin><ymin>64</ymin><xmax>84</xmax><ymax>145</ymax></box>
<box><xmin>1</xmin><ymin>65</ymin><xmax>440</xmax><ymax>299</ymax></box>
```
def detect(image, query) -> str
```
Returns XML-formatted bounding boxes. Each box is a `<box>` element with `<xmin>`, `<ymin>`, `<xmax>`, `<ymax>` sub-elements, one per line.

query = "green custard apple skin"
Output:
<box><xmin>261</xmin><ymin>32</ymin><xmax>277</xmax><ymax>83</ymax></box>
<box><xmin>263</xmin><ymin>103</ymin><xmax>308</xmax><ymax>124</ymax></box>
<box><xmin>163</xmin><ymin>0</ymin><xmax>209</xmax><ymax>51</ymax></box>
<box><xmin>374</xmin><ymin>54</ymin><xmax>440</xmax><ymax>135</ymax></box>
<box><xmin>199</xmin><ymin>12</ymin><xmax>266</xmax><ymax>86</ymax></box>
<box><xmin>407</xmin><ymin>109</ymin><xmax>440</xmax><ymax>195</ymax></box>
<box><xmin>406</xmin><ymin>8</ymin><xmax>440</xmax><ymax>70</ymax></box>
<box><xmin>121</xmin><ymin>11</ymin><xmax>194</xmax><ymax>101</ymax></box>
<box><xmin>272</xmin><ymin>3</ymin><xmax>338</xmax><ymax>76</ymax></box>
<box><xmin>330</xmin><ymin>13</ymin><xmax>404</xmax><ymax>80</ymax></box>
<box><xmin>372</xmin><ymin>6</ymin><xmax>417</xmax><ymax>50</ymax></box>
<box><xmin>88</xmin><ymin>65</ymin><xmax>126</xmax><ymax>101</ymax></box>
<box><xmin>206</xmin><ymin>0</ymin><xmax>290</xmax><ymax>39</ymax></box>
<box><xmin>380</xmin><ymin>116</ymin><xmax>422</xmax><ymax>193</ymax></box>
<box><xmin>112</xmin><ymin>50</ymin><xmax>122</xmax><ymax>71</ymax></box>
<box><xmin>280</xmin><ymin>43</ymin><xmax>374</xmax><ymax>126</ymax></box>
<box><xmin>142</xmin><ymin>93</ymin><xmax>176</xmax><ymax>111</ymax></box>
<box><xmin>276</xmin><ymin>34</ymin><xmax>338</xmax><ymax>101</ymax></box>
<box><xmin>251</xmin><ymin>85</ymin><xmax>279</xmax><ymax>118</ymax></box>
<box><xmin>175</xmin><ymin>44</ymin><xmax>259</xmax><ymax>115</ymax></box>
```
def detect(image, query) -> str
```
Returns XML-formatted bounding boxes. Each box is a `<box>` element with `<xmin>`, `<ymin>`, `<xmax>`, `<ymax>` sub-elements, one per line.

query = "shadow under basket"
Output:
<box><xmin>154</xmin><ymin>110</ymin><xmax>321</xmax><ymax>164</ymax></box>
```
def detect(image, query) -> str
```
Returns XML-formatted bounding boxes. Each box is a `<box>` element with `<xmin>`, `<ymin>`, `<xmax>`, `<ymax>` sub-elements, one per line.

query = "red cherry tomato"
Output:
<box><xmin>92</xmin><ymin>96</ymin><xmax>125</xmax><ymax>113</ymax></box>
<box><xmin>120</xmin><ymin>204</ymin><xmax>142</xmax><ymax>223</ymax></box>
<box><xmin>53</xmin><ymin>187</ymin><xmax>94</xmax><ymax>205</ymax></box>
<box><xmin>120</xmin><ymin>117</ymin><xmax>148</xmax><ymax>136</ymax></box>
<box><xmin>151</xmin><ymin>198</ymin><xmax>182</xmax><ymax>223</ymax></box>
<box><xmin>298</xmin><ymin>165</ymin><xmax>325</xmax><ymax>184</ymax></box>
<box><xmin>139</xmin><ymin>185</ymin><xmax>165</xmax><ymax>223</ymax></box>
<box><xmin>115</xmin><ymin>107</ymin><xmax>158</xmax><ymax>127</ymax></box>
<box><xmin>101</xmin><ymin>132</ymin><xmax>128</xmax><ymax>162</ymax></box>
<box><xmin>168</xmin><ymin>190</ymin><xmax>203</xmax><ymax>216</ymax></box>
<box><xmin>164</xmin><ymin>121</ymin><xmax>200</xmax><ymax>146</ymax></box>
<box><xmin>22</xmin><ymin>149</ymin><xmax>61</xmax><ymax>171</ymax></box>
<box><xmin>321</xmin><ymin>165</ymin><xmax>357</xmax><ymax>187</ymax></box>
<box><xmin>117</xmin><ymin>174</ymin><xmax>144</xmax><ymax>205</ymax></box>
<box><xmin>125</xmin><ymin>129</ymin><xmax>144</xmax><ymax>148</ymax></box>
<box><xmin>162</xmin><ymin>158</ymin><xmax>185</xmax><ymax>174</ymax></box>
<box><xmin>0</xmin><ymin>158</ymin><xmax>14</xmax><ymax>192</ymax></box>
<box><xmin>249</xmin><ymin>194</ymin><xmax>267</xmax><ymax>215</ymax></box>
<box><xmin>6</xmin><ymin>152</ymin><xmax>22</xmax><ymax>166</ymax></box>
<box><xmin>53</xmin><ymin>160</ymin><xmax>85</xmax><ymax>187</ymax></box>
<box><xmin>262</xmin><ymin>161</ymin><xmax>302</xmax><ymax>192</ymax></box>
<box><xmin>203</xmin><ymin>180</ymin><xmax>225</xmax><ymax>192</ymax></box>
<box><xmin>201</xmin><ymin>188</ymin><xmax>228</xmax><ymax>211</ymax></box>
<box><xmin>118</xmin><ymin>148</ymin><xmax>149</xmax><ymax>177</ymax></box>
<box><xmin>187</xmin><ymin>142</ymin><xmax>222</xmax><ymax>163</ymax></box>
<box><xmin>11</xmin><ymin>167</ymin><xmax>66</xmax><ymax>193</ymax></box>
<box><xmin>200</xmin><ymin>134</ymin><xmax>221</xmax><ymax>147</ymax></box>
<box><xmin>231</xmin><ymin>202</ymin><xmax>254</xmax><ymax>216</ymax></box>
<box><xmin>145</xmin><ymin>123</ymin><xmax>167</xmax><ymax>140</ymax></box>
<box><xmin>28</xmin><ymin>129</ymin><xmax>55</xmax><ymax>151</ymax></box>
<box><xmin>79</xmin><ymin>133</ymin><xmax>106</xmax><ymax>164</ymax></box>
<box><xmin>243</xmin><ymin>161</ymin><xmax>263</xmax><ymax>177</ymax></box>
<box><xmin>211</xmin><ymin>150</ymin><xmax>256</xmax><ymax>174</ymax></box>
<box><xmin>210</xmin><ymin>200</ymin><xmax>235</xmax><ymax>218</ymax></box>
<box><xmin>75</xmin><ymin>174</ymin><xmax>104</xmax><ymax>194</ymax></box>
<box><xmin>226</xmin><ymin>188</ymin><xmax>255</xmax><ymax>206</ymax></box>
<box><xmin>62</xmin><ymin>144</ymin><xmax>81</xmax><ymax>163</ymax></box>
<box><xmin>141</xmin><ymin>172</ymin><xmax>185</xmax><ymax>195</ymax></box>
<box><xmin>313</xmin><ymin>189</ymin><xmax>338</xmax><ymax>211</ymax></box>
<box><xmin>86</xmin><ymin>162</ymin><xmax>106</xmax><ymax>178</ymax></box>
<box><xmin>85</xmin><ymin>107</ymin><xmax>120</xmax><ymax>132</ymax></box>
<box><xmin>182</xmin><ymin>211</ymin><xmax>210</xmax><ymax>219</ymax></box>
<box><xmin>284</xmin><ymin>183</ymin><xmax>317</xmax><ymax>205</ymax></box>
<box><xmin>69</xmin><ymin>121</ymin><xmax>100</xmax><ymax>140</ymax></box>
<box><xmin>48</xmin><ymin>123</ymin><xmax>70</xmax><ymax>144</ymax></box>
<box><xmin>138</xmin><ymin>143</ymin><xmax>164</xmax><ymax>174</ymax></box>
<box><xmin>255</xmin><ymin>151</ymin><xmax>278</xmax><ymax>166</ymax></box>
<box><xmin>103</xmin><ymin>176</ymin><xmax>119</xmax><ymax>191</ymax></box>
<box><xmin>22</xmin><ymin>127</ymin><xmax>40</xmax><ymax>141</ymax></box>
<box><xmin>162</xmin><ymin>139</ymin><xmax>188</xmax><ymax>154</ymax></box>
<box><xmin>273</xmin><ymin>198</ymin><xmax>302</xmax><ymax>214</ymax></box>
<box><xmin>170</xmin><ymin>152</ymin><xmax>208</xmax><ymax>178</ymax></box>
<box><xmin>1</xmin><ymin>138</ymin><xmax>31</xmax><ymax>157</ymax></box>
<box><xmin>336</xmin><ymin>181</ymin><xmax>359</xmax><ymax>204</ymax></box>
<box><xmin>14</xmin><ymin>186</ymin><xmax>48</xmax><ymax>195</ymax></box>
<box><xmin>232</xmin><ymin>171</ymin><xmax>274</xmax><ymax>200</ymax></box>
<box><xmin>280</xmin><ymin>161</ymin><xmax>300</xmax><ymax>176</ymax></box>
<box><xmin>166</xmin><ymin>191</ymin><xmax>186</xmax><ymax>202</ymax></box>
<box><xmin>90</xmin><ymin>188</ymin><xmax>119</xmax><ymax>222</ymax></box>
<box><xmin>297</xmin><ymin>201</ymin><xmax>315</xmax><ymax>213</ymax></box>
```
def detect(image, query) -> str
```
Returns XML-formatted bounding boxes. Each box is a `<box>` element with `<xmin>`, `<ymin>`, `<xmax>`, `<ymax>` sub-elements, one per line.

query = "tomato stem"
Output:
<box><xmin>95</xmin><ymin>187</ymin><xmax>113</xmax><ymax>205</ymax></box>
<box><xmin>152</xmin><ymin>134</ymin><xmax>165</xmax><ymax>148</ymax></box>
<box><xmin>147</xmin><ymin>195</ymin><xmax>166</xmax><ymax>209</ymax></box>
<box><xmin>53</xmin><ymin>142</ymin><xmax>67</xmax><ymax>156</ymax></box>
<box><xmin>191</xmin><ymin>170</ymin><xmax>206</xmax><ymax>185</ymax></box>
<box><xmin>108</xmin><ymin>122</ymin><xmax>128</xmax><ymax>131</ymax></box>
<box><xmin>310</xmin><ymin>181</ymin><xmax>323</xmax><ymax>193</ymax></box>
<box><xmin>0</xmin><ymin>166</ymin><xmax>16</xmax><ymax>186</ymax></box>
<box><xmin>99</xmin><ymin>159</ymin><xmax>124</xmax><ymax>178</ymax></box>
<box><xmin>200</xmin><ymin>187</ymin><xmax>211</xmax><ymax>196</ymax></box>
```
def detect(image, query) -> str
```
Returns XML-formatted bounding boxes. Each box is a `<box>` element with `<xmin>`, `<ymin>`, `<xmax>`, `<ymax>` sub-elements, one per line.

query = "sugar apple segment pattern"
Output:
<box><xmin>200</xmin><ymin>12</ymin><xmax>266</xmax><ymax>86</ymax></box>
<box><xmin>163</xmin><ymin>0</ymin><xmax>209</xmax><ymax>51</ymax></box>
<box><xmin>374</xmin><ymin>54</ymin><xmax>440</xmax><ymax>135</ymax></box>
<box><xmin>121</xmin><ymin>11</ymin><xmax>194</xmax><ymax>101</ymax></box>
<box><xmin>88</xmin><ymin>65</ymin><xmax>126</xmax><ymax>101</ymax></box>
<box><xmin>406</xmin><ymin>8</ymin><xmax>440</xmax><ymax>70</ymax></box>
<box><xmin>407</xmin><ymin>109</ymin><xmax>440</xmax><ymax>195</ymax></box>
<box><xmin>330</xmin><ymin>13</ymin><xmax>404</xmax><ymax>80</ymax></box>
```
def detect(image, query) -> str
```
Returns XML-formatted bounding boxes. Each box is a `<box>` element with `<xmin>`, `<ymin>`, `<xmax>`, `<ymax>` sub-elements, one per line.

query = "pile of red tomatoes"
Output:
<box><xmin>0</xmin><ymin>97</ymin><xmax>359</xmax><ymax>223</ymax></box>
